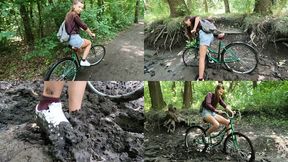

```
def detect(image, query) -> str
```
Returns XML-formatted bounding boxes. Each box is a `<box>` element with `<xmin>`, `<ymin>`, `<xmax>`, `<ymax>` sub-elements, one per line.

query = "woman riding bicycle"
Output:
<box><xmin>183</xmin><ymin>16</ymin><xmax>224</xmax><ymax>81</ymax></box>
<box><xmin>200</xmin><ymin>84</ymin><xmax>234</xmax><ymax>139</ymax></box>
<box><xmin>65</xmin><ymin>0</ymin><xmax>95</xmax><ymax>66</ymax></box>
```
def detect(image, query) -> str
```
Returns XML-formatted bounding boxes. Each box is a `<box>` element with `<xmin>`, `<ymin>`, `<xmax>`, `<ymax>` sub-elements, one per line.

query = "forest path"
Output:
<box><xmin>145</xmin><ymin>119</ymin><xmax>288</xmax><ymax>162</ymax></box>
<box><xmin>77</xmin><ymin>22</ymin><xmax>144</xmax><ymax>81</ymax></box>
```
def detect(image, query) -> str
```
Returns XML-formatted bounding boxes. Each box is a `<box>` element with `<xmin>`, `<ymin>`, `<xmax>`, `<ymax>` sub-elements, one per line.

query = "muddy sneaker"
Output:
<box><xmin>80</xmin><ymin>60</ymin><xmax>91</xmax><ymax>66</ymax></box>
<box><xmin>35</xmin><ymin>102</ymin><xmax>69</xmax><ymax>128</ymax></box>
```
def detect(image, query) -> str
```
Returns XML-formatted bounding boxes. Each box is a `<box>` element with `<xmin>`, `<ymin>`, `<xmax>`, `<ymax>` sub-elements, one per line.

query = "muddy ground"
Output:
<box><xmin>144</xmin><ymin>30</ymin><xmax>288</xmax><ymax>81</ymax></box>
<box><xmin>76</xmin><ymin>22</ymin><xmax>144</xmax><ymax>81</ymax></box>
<box><xmin>144</xmin><ymin>111</ymin><xmax>288</xmax><ymax>162</ymax></box>
<box><xmin>0</xmin><ymin>81</ymin><xmax>144</xmax><ymax>162</ymax></box>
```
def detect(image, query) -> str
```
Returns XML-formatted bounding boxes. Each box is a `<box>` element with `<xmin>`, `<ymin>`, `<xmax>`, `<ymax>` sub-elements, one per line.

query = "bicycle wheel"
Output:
<box><xmin>45</xmin><ymin>58</ymin><xmax>77</xmax><ymax>81</ymax></box>
<box><xmin>87</xmin><ymin>81</ymin><xmax>144</xmax><ymax>101</ymax></box>
<box><xmin>185</xmin><ymin>126</ymin><xmax>207</xmax><ymax>152</ymax></box>
<box><xmin>86</xmin><ymin>45</ymin><xmax>106</xmax><ymax>66</ymax></box>
<box><xmin>223</xmin><ymin>132</ymin><xmax>255</xmax><ymax>162</ymax></box>
<box><xmin>182</xmin><ymin>47</ymin><xmax>199</xmax><ymax>67</ymax></box>
<box><xmin>222</xmin><ymin>42</ymin><xmax>258</xmax><ymax>74</ymax></box>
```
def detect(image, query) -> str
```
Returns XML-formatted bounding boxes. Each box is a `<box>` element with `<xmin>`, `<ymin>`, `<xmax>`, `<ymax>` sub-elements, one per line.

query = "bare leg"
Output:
<box><xmin>67</xmin><ymin>81</ymin><xmax>87</xmax><ymax>112</ymax></box>
<box><xmin>198</xmin><ymin>45</ymin><xmax>208</xmax><ymax>79</ymax></box>
<box><xmin>214</xmin><ymin>114</ymin><xmax>230</xmax><ymax>134</ymax></box>
<box><xmin>204</xmin><ymin>115</ymin><xmax>220</xmax><ymax>135</ymax></box>
<box><xmin>43</xmin><ymin>81</ymin><xmax>65</xmax><ymax>98</ymax></box>
<box><xmin>81</xmin><ymin>39</ymin><xmax>92</xmax><ymax>60</ymax></box>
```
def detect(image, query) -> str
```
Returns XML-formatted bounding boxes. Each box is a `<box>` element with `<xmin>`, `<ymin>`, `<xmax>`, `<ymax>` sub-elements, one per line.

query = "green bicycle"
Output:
<box><xmin>182</xmin><ymin>36</ymin><xmax>258</xmax><ymax>74</ymax></box>
<box><xmin>185</xmin><ymin>111</ymin><xmax>255</xmax><ymax>162</ymax></box>
<box><xmin>44</xmin><ymin>37</ymin><xmax>105</xmax><ymax>81</ymax></box>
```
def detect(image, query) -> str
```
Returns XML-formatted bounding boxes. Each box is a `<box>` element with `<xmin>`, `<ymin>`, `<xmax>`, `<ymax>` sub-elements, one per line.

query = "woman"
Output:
<box><xmin>200</xmin><ymin>84</ymin><xmax>234</xmax><ymax>140</ymax></box>
<box><xmin>183</xmin><ymin>16</ymin><xmax>224</xmax><ymax>81</ymax></box>
<box><xmin>35</xmin><ymin>81</ymin><xmax>87</xmax><ymax>127</ymax></box>
<box><xmin>65</xmin><ymin>0</ymin><xmax>95</xmax><ymax>66</ymax></box>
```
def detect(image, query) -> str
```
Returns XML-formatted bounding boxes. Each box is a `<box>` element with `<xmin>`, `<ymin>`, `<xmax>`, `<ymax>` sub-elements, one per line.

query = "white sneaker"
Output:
<box><xmin>80</xmin><ymin>60</ymin><xmax>91</xmax><ymax>66</ymax></box>
<box><xmin>35</xmin><ymin>102</ymin><xmax>69</xmax><ymax>128</ymax></box>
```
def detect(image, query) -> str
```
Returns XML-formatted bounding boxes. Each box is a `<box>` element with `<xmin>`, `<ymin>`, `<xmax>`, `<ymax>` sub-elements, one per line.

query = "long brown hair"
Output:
<box><xmin>66</xmin><ymin>0</ymin><xmax>83</xmax><ymax>18</ymax></box>
<box><xmin>212</xmin><ymin>84</ymin><xmax>225</xmax><ymax>107</ymax></box>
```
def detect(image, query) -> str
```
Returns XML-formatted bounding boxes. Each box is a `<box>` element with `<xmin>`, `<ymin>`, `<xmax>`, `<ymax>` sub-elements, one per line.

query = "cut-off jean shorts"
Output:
<box><xmin>200</xmin><ymin>107</ymin><xmax>216</xmax><ymax>118</ymax></box>
<box><xmin>68</xmin><ymin>34</ymin><xmax>84</xmax><ymax>48</ymax></box>
<box><xmin>199</xmin><ymin>30</ymin><xmax>214</xmax><ymax>46</ymax></box>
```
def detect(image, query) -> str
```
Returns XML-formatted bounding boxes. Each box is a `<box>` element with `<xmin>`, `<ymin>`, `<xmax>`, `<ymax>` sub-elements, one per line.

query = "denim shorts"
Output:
<box><xmin>199</xmin><ymin>30</ymin><xmax>214</xmax><ymax>46</ymax></box>
<box><xmin>200</xmin><ymin>107</ymin><xmax>216</xmax><ymax>118</ymax></box>
<box><xmin>69</xmin><ymin>34</ymin><xmax>84</xmax><ymax>48</ymax></box>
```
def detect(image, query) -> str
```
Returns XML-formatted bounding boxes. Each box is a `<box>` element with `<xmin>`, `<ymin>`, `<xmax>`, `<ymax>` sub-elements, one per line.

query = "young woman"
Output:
<box><xmin>183</xmin><ymin>16</ymin><xmax>224</xmax><ymax>81</ymax></box>
<box><xmin>35</xmin><ymin>81</ymin><xmax>87</xmax><ymax>127</ymax></box>
<box><xmin>65</xmin><ymin>0</ymin><xmax>95</xmax><ymax>66</ymax></box>
<box><xmin>200</xmin><ymin>84</ymin><xmax>234</xmax><ymax>138</ymax></box>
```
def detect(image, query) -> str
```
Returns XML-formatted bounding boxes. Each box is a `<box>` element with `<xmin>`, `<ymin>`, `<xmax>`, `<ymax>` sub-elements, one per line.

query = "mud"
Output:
<box><xmin>144</xmin><ymin>111</ymin><xmax>288</xmax><ymax>162</ymax></box>
<box><xmin>88</xmin><ymin>81</ymin><xmax>144</xmax><ymax>96</ymax></box>
<box><xmin>144</xmin><ymin>31</ymin><xmax>288</xmax><ymax>81</ymax></box>
<box><xmin>0</xmin><ymin>81</ymin><xmax>144</xmax><ymax>162</ymax></box>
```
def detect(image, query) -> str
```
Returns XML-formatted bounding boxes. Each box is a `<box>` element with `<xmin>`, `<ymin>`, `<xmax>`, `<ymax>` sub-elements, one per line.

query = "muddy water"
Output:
<box><xmin>144</xmin><ymin>33</ymin><xmax>288</xmax><ymax>81</ymax></box>
<box><xmin>0</xmin><ymin>81</ymin><xmax>144</xmax><ymax>162</ymax></box>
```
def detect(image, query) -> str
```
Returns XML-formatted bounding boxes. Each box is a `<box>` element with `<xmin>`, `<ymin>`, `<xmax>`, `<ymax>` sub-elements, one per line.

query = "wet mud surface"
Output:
<box><xmin>144</xmin><ymin>112</ymin><xmax>288</xmax><ymax>162</ymax></box>
<box><xmin>144</xmin><ymin>33</ymin><xmax>288</xmax><ymax>81</ymax></box>
<box><xmin>0</xmin><ymin>81</ymin><xmax>144</xmax><ymax>162</ymax></box>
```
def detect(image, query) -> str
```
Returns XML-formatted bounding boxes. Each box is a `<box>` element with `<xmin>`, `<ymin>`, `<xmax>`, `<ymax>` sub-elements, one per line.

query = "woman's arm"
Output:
<box><xmin>220</xmin><ymin>98</ymin><xmax>233</xmax><ymax>114</ymax></box>
<box><xmin>191</xmin><ymin>16</ymin><xmax>200</xmax><ymax>33</ymax></box>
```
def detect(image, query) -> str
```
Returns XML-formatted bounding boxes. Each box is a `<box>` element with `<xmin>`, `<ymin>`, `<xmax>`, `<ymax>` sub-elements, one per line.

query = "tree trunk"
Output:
<box><xmin>171</xmin><ymin>82</ymin><xmax>176</xmax><ymax>97</ymax></box>
<box><xmin>183</xmin><ymin>81</ymin><xmax>192</xmax><ymax>109</ymax></box>
<box><xmin>148</xmin><ymin>81</ymin><xmax>166</xmax><ymax>110</ymax></box>
<box><xmin>224</xmin><ymin>0</ymin><xmax>230</xmax><ymax>13</ymax></box>
<box><xmin>253</xmin><ymin>81</ymin><xmax>257</xmax><ymax>89</ymax></box>
<box><xmin>166</xmin><ymin>0</ymin><xmax>188</xmax><ymax>17</ymax></box>
<box><xmin>19</xmin><ymin>4</ymin><xmax>34</xmax><ymax>48</ymax></box>
<box><xmin>36</xmin><ymin>0</ymin><xmax>44</xmax><ymax>38</ymax></box>
<box><xmin>254</xmin><ymin>0</ymin><xmax>273</xmax><ymax>15</ymax></box>
<box><xmin>134</xmin><ymin>0</ymin><xmax>140</xmax><ymax>23</ymax></box>
<box><xmin>204</xmin><ymin>0</ymin><xmax>208</xmax><ymax>13</ymax></box>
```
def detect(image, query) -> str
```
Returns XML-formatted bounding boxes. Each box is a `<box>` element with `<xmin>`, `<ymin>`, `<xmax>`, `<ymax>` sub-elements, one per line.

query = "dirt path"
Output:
<box><xmin>144</xmin><ymin>33</ymin><xmax>288</xmax><ymax>81</ymax></box>
<box><xmin>0</xmin><ymin>81</ymin><xmax>144</xmax><ymax>161</ymax></box>
<box><xmin>76</xmin><ymin>22</ymin><xmax>144</xmax><ymax>81</ymax></box>
<box><xmin>145</xmin><ymin>118</ymin><xmax>288</xmax><ymax>162</ymax></box>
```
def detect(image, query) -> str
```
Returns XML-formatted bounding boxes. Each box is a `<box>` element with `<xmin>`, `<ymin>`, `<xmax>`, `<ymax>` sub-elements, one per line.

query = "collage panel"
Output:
<box><xmin>144</xmin><ymin>0</ymin><xmax>288</xmax><ymax>81</ymax></box>
<box><xmin>0</xmin><ymin>0</ymin><xmax>144</xmax><ymax>81</ymax></box>
<box><xmin>0</xmin><ymin>81</ymin><xmax>144</xmax><ymax>161</ymax></box>
<box><xmin>144</xmin><ymin>81</ymin><xmax>288</xmax><ymax>162</ymax></box>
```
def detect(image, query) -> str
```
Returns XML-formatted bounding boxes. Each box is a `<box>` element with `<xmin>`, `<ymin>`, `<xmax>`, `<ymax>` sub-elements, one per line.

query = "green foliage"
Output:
<box><xmin>185</xmin><ymin>39</ymin><xmax>197</xmax><ymax>48</ymax></box>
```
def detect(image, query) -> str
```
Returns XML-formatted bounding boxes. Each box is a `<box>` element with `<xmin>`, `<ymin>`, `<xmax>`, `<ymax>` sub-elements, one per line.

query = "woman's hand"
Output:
<box><xmin>216</xmin><ymin>109</ymin><xmax>224</xmax><ymax>114</ymax></box>
<box><xmin>90</xmin><ymin>33</ymin><xmax>96</xmax><ymax>38</ymax></box>
<box><xmin>191</xmin><ymin>29</ymin><xmax>196</xmax><ymax>34</ymax></box>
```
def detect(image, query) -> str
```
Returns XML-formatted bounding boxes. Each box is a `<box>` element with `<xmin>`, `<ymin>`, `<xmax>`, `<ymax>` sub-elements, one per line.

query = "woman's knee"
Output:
<box><xmin>212</xmin><ymin>121</ymin><xmax>220</xmax><ymax>129</ymax></box>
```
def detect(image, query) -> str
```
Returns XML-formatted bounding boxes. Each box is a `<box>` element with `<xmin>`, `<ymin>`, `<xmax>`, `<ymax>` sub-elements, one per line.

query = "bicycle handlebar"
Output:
<box><xmin>220</xmin><ymin>110</ymin><xmax>241</xmax><ymax>120</ymax></box>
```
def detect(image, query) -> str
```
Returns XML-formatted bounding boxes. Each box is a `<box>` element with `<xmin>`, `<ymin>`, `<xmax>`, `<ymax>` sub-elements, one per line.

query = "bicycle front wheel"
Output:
<box><xmin>185</xmin><ymin>126</ymin><xmax>207</xmax><ymax>152</ymax></box>
<box><xmin>222</xmin><ymin>42</ymin><xmax>258</xmax><ymax>74</ymax></box>
<box><xmin>87</xmin><ymin>81</ymin><xmax>144</xmax><ymax>102</ymax></box>
<box><xmin>44</xmin><ymin>58</ymin><xmax>78</xmax><ymax>81</ymax></box>
<box><xmin>182</xmin><ymin>47</ymin><xmax>199</xmax><ymax>67</ymax></box>
<box><xmin>223</xmin><ymin>132</ymin><xmax>255</xmax><ymax>162</ymax></box>
<box><xmin>87</xmin><ymin>45</ymin><xmax>106</xmax><ymax>66</ymax></box>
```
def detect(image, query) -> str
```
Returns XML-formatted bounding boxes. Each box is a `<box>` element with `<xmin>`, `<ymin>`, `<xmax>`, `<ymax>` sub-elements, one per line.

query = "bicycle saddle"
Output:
<box><xmin>68</xmin><ymin>45</ymin><xmax>80</xmax><ymax>52</ymax></box>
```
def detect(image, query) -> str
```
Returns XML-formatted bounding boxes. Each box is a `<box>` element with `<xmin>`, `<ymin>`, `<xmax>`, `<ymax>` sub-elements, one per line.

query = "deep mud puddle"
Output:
<box><xmin>0</xmin><ymin>81</ymin><xmax>144</xmax><ymax>162</ymax></box>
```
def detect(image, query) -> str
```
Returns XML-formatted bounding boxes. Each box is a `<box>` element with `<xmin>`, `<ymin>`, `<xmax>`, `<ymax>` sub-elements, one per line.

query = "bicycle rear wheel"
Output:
<box><xmin>222</xmin><ymin>42</ymin><xmax>258</xmax><ymax>74</ymax></box>
<box><xmin>182</xmin><ymin>47</ymin><xmax>199</xmax><ymax>67</ymax></box>
<box><xmin>223</xmin><ymin>132</ymin><xmax>255</xmax><ymax>162</ymax></box>
<box><xmin>185</xmin><ymin>126</ymin><xmax>207</xmax><ymax>152</ymax></box>
<box><xmin>87</xmin><ymin>81</ymin><xmax>144</xmax><ymax>101</ymax></box>
<box><xmin>87</xmin><ymin>45</ymin><xmax>106</xmax><ymax>66</ymax></box>
<box><xmin>44</xmin><ymin>58</ymin><xmax>77</xmax><ymax>81</ymax></box>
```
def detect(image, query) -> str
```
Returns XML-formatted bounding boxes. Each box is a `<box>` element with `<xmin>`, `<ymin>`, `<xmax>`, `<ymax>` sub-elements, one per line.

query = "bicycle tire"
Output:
<box><xmin>87</xmin><ymin>81</ymin><xmax>144</xmax><ymax>102</ymax></box>
<box><xmin>182</xmin><ymin>47</ymin><xmax>199</xmax><ymax>67</ymax></box>
<box><xmin>185</xmin><ymin>125</ymin><xmax>208</xmax><ymax>153</ymax></box>
<box><xmin>87</xmin><ymin>45</ymin><xmax>106</xmax><ymax>66</ymax></box>
<box><xmin>44</xmin><ymin>58</ymin><xmax>78</xmax><ymax>81</ymax></box>
<box><xmin>223</xmin><ymin>132</ymin><xmax>255</xmax><ymax>162</ymax></box>
<box><xmin>221</xmin><ymin>42</ymin><xmax>258</xmax><ymax>74</ymax></box>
